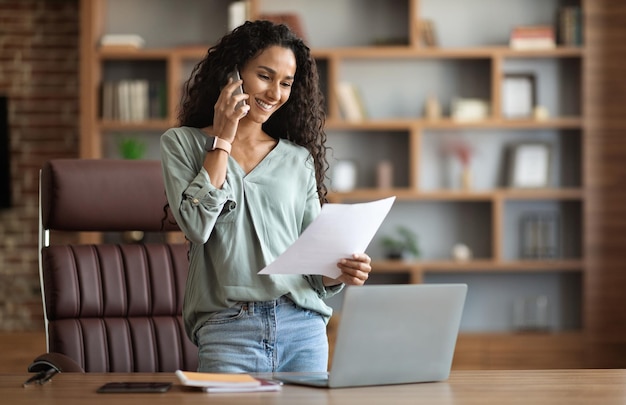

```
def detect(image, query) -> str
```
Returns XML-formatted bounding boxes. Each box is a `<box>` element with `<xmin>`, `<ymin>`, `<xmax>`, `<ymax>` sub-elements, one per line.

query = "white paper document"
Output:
<box><xmin>258</xmin><ymin>196</ymin><xmax>396</xmax><ymax>278</ymax></box>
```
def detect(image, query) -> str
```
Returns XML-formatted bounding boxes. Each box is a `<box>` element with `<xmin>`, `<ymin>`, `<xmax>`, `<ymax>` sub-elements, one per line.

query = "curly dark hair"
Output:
<box><xmin>178</xmin><ymin>20</ymin><xmax>328</xmax><ymax>203</ymax></box>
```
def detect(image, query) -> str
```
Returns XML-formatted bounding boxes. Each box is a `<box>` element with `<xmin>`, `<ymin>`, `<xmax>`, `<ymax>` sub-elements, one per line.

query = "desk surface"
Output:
<box><xmin>3</xmin><ymin>369</ymin><xmax>626</xmax><ymax>404</ymax></box>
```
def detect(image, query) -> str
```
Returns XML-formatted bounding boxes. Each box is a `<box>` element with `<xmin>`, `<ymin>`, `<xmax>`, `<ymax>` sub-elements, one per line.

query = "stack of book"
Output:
<box><xmin>100</xmin><ymin>80</ymin><xmax>166</xmax><ymax>122</ymax></box>
<box><xmin>558</xmin><ymin>6</ymin><xmax>583</xmax><ymax>46</ymax></box>
<box><xmin>509</xmin><ymin>25</ymin><xmax>556</xmax><ymax>50</ymax></box>
<box><xmin>175</xmin><ymin>370</ymin><xmax>282</xmax><ymax>393</ymax></box>
<box><xmin>99</xmin><ymin>34</ymin><xmax>145</xmax><ymax>50</ymax></box>
<box><xmin>520</xmin><ymin>212</ymin><xmax>560</xmax><ymax>260</ymax></box>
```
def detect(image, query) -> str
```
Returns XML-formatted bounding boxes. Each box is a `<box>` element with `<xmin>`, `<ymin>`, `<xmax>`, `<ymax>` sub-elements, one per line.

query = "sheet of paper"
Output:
<box><xmin>258</xmin><ymin>196</ymin><xmax>396</xmax><ymax>278</ymax></box>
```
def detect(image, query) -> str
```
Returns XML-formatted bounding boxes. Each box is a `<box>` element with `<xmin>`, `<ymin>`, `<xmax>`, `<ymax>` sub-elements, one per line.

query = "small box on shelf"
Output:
<box><xmin>451</xmin><ymin>98</ymin><xmax>489</xmax><ymax>122</ymax></box>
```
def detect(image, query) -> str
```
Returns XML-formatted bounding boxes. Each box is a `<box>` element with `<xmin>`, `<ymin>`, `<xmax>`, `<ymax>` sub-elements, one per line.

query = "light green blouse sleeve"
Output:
<box><xmin>160</xmin><ymin>128</ymin><xmax>234</xmax><ymax>244</ymax></box>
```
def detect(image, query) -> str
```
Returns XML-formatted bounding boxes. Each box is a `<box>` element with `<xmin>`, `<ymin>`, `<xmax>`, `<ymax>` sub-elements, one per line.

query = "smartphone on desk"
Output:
<box><xmin>228</xmin><ymin>68</ymin><xmax>247</xmax><ymax>110</ymax></box>
<box><xmin>97</xmin><ymin>382</ymin><xmax>172</xmax><ymax>393</ymax></box>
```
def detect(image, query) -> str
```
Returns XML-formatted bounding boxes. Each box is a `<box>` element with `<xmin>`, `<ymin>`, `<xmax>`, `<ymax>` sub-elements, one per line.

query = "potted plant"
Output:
<box><xmin>118</xmin><ymin>136</ymin><xmax>146</xmax><ymax>160</ymax></box>
<box><xmin>380</xmin><ymin>226</ymin><xmax>420</xmax><ymax>260</ymax></box>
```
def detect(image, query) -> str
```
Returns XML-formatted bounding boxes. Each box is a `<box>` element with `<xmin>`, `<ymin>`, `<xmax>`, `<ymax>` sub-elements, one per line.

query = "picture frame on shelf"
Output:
<box><xmin>502</xmin><ymin>73</ymin><xmax>536</xmax><ymax>119</ymax></box>
<box><xmin>507</xmin><ymin>142</ymin><xmax>552</xmax><ymax>188</ymax></box>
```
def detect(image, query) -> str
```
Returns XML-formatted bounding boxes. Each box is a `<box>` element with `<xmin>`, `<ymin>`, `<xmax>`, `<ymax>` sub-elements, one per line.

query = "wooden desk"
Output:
<box><xmin>3</xmin><ymin>369</ymin><xmax>626</xmax><ymax>404</ymax></box>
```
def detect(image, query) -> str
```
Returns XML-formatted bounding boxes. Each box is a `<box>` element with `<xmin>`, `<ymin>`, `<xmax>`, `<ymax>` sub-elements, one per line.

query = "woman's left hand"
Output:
<box><xmin>324</xmin><ymin>253</ymin><xmax>372</xmax><ymax>286</ymax></box>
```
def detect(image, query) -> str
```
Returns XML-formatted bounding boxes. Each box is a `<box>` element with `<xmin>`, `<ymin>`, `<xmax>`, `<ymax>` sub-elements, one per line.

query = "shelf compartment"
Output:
<box><xmin>257</xmin><ymin>0</ymin><xmax>410</xmax><ymax>48</ymax></box>
<box><xmin>503</xmin><ymin>200</ymin><xmax>582</xmax><ymax>261</ymax></box>
<box><xmin>338</xmin><ymin>58</ymin><xmax>492</xmax><ymax>121</ymax></box>
<box><xmin>103</xmin><ymin>0</ymin><xmax>232</xmax><ymax>48</ymax></box>
<box><xmin>370</xmin><ymin>200</ymin><xmax>493</xmax><ymax>261</ymax></box>
<box><xmin>326</xmin><ymin>130</ymin><xmax>411</xmax><ymax>190</ymax></box>
<box><xmin>419</xmin><ymin>0</ymin><xmax>580</xmax><ymax>49</ymax></box>
<box><xmin>424</xmin><ymin>271</ymin><xmax>582</xmax><ymax>333</ymax></box>
<box><xmin>102</xmin><ymin>130</ymin><xmax>164</xmax><ymax>160</ymax></box>
<box><xmin>100</xmin><ymin>60</ymin><xmax>168</xmax><ymax>124</ymax></box>
<box><xmin>420</xmin><ymin>128</ymin><xmax>583</xmax><ymax>191</ymax></box>
<box><xmin>502</xmin><ymin>57</ymin><xmax>582</xmax><ymax>118</ymax></box>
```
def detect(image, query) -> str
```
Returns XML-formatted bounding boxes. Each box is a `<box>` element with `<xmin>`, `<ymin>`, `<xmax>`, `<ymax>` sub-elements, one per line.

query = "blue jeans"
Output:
<box><xmin>195</xmin><ymin>296</ymin><xmax>329</xmax><ymax>373</ymax></box>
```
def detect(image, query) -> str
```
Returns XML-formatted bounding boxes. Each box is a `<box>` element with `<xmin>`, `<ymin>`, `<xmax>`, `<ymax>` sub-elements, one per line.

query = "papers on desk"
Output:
<box><xmin>203</xmin><ymin>379</ymin><xmax>282</xmax><ymax>393</ymax></box>
<box><xmin>258</xmin><ymin>196</ymin><xmax>396</xmax><ymax>278</ymax></box>
<box><xmin>175</xmin><ymin>370</ymin><xmax>282</xmax><ymax>393</ymax></box>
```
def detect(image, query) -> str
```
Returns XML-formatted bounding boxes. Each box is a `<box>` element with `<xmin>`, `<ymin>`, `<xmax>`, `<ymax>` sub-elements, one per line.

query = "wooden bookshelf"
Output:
<box><xmin>79</xmin><ymin>0</ymin><xmax>592</xmax><ymax>369</ymax></box>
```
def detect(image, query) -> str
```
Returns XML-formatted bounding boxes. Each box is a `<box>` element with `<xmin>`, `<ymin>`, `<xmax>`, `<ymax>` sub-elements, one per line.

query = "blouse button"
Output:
<box><xmin>192</xmin><ymin>198</ymin><xmax>199</xmax><ymax>205</ymax></box>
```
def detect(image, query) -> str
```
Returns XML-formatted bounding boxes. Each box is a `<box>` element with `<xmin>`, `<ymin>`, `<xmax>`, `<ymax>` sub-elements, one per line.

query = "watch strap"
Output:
<box><xmin>204</xmin><ymin>135</ymin><xmax>232</xmax><ymax>155</ymax></box>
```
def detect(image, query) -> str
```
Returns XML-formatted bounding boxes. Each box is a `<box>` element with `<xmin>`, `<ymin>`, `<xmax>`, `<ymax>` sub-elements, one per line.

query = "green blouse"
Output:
<box><xmin>161</xmin><ymin>126</ymin><xmax>342</xmax><ymax>343</ymax></box>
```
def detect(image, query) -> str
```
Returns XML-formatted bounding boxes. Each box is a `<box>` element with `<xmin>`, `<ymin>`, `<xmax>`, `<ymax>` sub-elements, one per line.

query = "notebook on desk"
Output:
<box><xmin>277</xmin><ymin>283</ymin><xmax>467</xmax><ymax>388</ymax></box>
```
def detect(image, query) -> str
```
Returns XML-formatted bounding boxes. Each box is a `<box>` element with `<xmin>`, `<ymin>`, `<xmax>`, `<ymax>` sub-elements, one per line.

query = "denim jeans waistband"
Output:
<box><xmin>245</xmin><ymin>295</ymin><xmax>292</xmax><ymax>314</ymax></box>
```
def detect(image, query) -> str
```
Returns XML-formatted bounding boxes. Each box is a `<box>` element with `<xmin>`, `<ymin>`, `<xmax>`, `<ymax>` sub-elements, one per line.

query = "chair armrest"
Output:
<box><xmin>28</xmin><ymin>352</ymin><xmax>85</xmax><ymax>373</ymax></box>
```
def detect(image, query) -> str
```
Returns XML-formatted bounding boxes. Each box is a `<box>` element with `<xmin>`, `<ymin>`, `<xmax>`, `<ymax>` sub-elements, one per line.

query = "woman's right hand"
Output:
<box><xmin>211</xmin><ymin>77</ymin><xmax>250</xmax><ymax>143</ymax></box>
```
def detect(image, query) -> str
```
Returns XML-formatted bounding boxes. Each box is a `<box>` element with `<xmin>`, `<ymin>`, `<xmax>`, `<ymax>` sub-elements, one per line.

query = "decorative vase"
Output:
<box><xmin>376</xmin><ymin>160</ymin><xmax>393</xmax><ymax>189</ymax></box>
<box><xmin>461</xmin><ymin>167</ymin><xmax>472</xmax><ymax>190</ymax></box>
<box><xmin>332</xmin><ymin>160</ymin><xmax>357</xmax><ymax>192</ymax></box>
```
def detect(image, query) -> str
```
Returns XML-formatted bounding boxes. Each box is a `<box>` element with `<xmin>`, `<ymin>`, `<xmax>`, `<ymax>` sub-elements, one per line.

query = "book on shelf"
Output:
<box><xmin>99</xmin><ymin>34</ymin><xmax>145</xmax><ymax>49</ymax></box>
<box><xmin>335</xmin><ymin>82</ymin><xmax>367</xmax><ymax>122</ymax></box>
<box><xmin>419</xmin><ymin>19</ymin><xmax>438</xmax><ymax>47</ymax></box>
<box><xmin>175</xmin><ymin>370</ymin><xmax>282</xmax><ymax>393</ymax></box>
<box><xmin>509</xmin><ymin>25</ymin><xmax>556</xmax><ymax>50</ymax></box>
<box><xmin>557</xmin><ymin>6</ymin><xmax>583</xmax><ymax>46</ymax></box>
<box><xmin>520</xmin><ymin>212</ymin><xmax>560</xmax><ymax>260</ymax></box>
<box><xmin>100</xmin><ymin>79</ymin><xmax>166</xmax><ymax>122</ymax></box>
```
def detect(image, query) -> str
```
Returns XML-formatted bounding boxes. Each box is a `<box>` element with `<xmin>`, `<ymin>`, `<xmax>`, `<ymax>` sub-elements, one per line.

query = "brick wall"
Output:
<box><xmin>0</xmin><ymin>0</ymin><xmax>79</xmax><ymax>330</ymax></box>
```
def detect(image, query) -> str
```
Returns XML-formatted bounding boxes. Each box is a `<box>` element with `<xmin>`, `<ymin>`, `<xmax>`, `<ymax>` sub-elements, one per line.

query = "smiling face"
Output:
<box><xmin>239</xmin><ymin>45</ymin><xmax>297</xmax><ymax>124</ymax></box>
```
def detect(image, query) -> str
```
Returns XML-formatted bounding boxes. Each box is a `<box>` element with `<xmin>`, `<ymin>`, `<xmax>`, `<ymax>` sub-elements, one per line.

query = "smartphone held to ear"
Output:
<box><xmin>228</xmin><ymin>69</ymin><xmax>247</xmax><ymax>110</ymax></box>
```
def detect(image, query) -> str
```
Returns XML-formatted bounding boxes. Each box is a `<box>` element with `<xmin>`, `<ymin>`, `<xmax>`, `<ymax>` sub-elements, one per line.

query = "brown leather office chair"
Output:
<box><xmin>30</xmin><ymin>159</ymin><xmax>198</xmax><ymax>373</ymax></box>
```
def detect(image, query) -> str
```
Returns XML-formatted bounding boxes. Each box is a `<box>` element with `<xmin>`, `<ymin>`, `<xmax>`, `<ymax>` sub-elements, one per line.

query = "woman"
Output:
<box><xmin>160</xmin><ymin>20</ymin><xmax>372</xmax><ymax>373</ymax></box>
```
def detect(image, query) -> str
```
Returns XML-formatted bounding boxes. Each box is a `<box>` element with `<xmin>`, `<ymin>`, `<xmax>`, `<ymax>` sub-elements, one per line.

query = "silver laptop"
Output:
<box><xmin>277</xmin><ymin>283</ymin><xmax>467</xmax><ymax>388</ymax></box>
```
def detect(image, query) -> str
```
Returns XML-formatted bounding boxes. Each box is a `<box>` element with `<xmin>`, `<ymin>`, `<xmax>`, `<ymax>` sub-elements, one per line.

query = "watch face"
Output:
<box><xmin>205</xmin><ymin>136</ymin><xmax>217</xmax><ymax>152</ymax></box>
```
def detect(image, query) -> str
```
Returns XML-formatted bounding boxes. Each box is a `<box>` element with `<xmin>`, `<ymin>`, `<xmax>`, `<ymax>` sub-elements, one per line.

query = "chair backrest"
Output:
<box><xmin>38</xmin><ymin>159</ymin><xmax>198</xmax><ymax>372</ymax></box>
